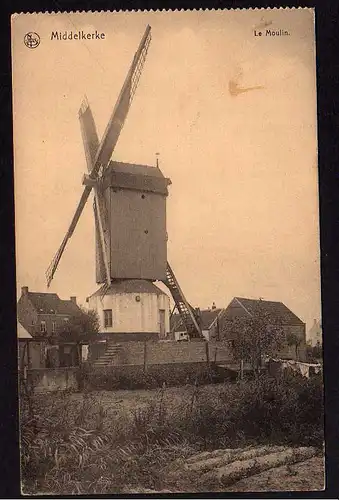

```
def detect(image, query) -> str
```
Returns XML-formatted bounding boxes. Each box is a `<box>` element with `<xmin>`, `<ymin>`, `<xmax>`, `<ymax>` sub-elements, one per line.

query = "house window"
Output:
<box><xmin>103</xmin><ymin>309</ymin><xmax>113</xmax><ymax>328</ymax></box>
<box><xmin>40</xmin><ymin>321</ymin><xmax>47</xmax><ymax>333</ymax></box>
<box><xmin>52</xmin><ymin>321</ymin><xmax>56</xmax><ymax>333</ymax></box>
<box><xmin>64</xmin><ymin>318</ymin><xmax>69</xmax><ymax>323</ymax></box>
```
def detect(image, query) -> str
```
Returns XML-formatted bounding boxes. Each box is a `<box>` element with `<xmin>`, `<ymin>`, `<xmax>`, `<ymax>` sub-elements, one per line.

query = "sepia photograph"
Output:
<box><xmin>11</xmin><ymin>8</ymin><xmax>324</xmax><ymax>494</ymax></box>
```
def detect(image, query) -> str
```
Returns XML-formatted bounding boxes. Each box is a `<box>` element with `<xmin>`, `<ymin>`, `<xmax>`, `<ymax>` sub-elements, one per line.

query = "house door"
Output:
<box><xmin>159</xmin><ymin>309</ymin><xmax>166</xmax><ymax>339</ymax></box>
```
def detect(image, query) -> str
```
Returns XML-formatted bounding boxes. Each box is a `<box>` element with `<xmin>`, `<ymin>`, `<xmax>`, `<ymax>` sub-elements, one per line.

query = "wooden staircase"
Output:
<box><xmin>163</xmin><ymin>262</ymin><xmax>203</xmax><ymax>339</ymax></box>
<box><xmin>92</xmin><ymin>343</ymin><xmax>123</xmax><ymax>367</ymax></box>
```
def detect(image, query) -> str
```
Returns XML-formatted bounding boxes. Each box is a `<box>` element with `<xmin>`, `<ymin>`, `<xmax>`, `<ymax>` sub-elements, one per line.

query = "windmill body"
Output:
<box><xmin>46</xmin><ymin>25</ymin><xmax>203</xmax><ymax>341</ymax></box>
<box><xmin>94</xmin><ymin>160</ymin><xmax>171</xmax><ymax>283</ymax></box>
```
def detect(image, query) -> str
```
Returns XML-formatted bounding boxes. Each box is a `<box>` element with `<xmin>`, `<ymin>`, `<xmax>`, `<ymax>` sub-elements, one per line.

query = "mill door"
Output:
<box><xmin>159</xmin><ymin>309</ymin><xmax>166</xmax><ymax>339</ymax></box>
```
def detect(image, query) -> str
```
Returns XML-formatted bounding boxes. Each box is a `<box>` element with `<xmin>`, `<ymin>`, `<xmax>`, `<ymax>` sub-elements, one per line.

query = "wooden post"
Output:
<box><xmin>77</xmin><ymin>342</ymin><xmax>81</xmax><ymax>367</ymax></box>
<box><xmin>20</xmin><ymin>341</ymin><xmax>27</xmax><ymax>372</ymax></box>
<box><xmin>27</xmin><ymin>341</ymin><xmax>31</xmax><ymax>370</ymax></box>
<box><xmin>240</xmin><ymin>359</ymin><xmax>244</xmax><ymax>380</ymax></box>
<box><xmin>205</xmin><ymin>341</ymin><xmax>212</xmax><ymax>380</ymax></box>
<box><xmin>143</xmin><ymin>340</ymin><xmax>147</xmax><ymax>373</ymax></box>
<box><xmin>205</xmin><ymin>340</ymin><xmax>210</xmax><ymax>366</ymax></box>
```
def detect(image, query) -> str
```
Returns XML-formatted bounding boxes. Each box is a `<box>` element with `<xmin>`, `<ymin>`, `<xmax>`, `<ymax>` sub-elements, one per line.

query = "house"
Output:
<box><xmin>170</xmin><ymin>297</ymin><xmax>306</xmax><ymax>361</ymax></box>
<box><xmin>307</xmin><ymin>319</ymin><xmax>322</xmax><ymax>346</ymax></box>
<box><xmin>170</xmin><ymin>302</ymin><xmax>224</xmax><ymax>341</ymax></box>
<box><xmin>218</xmin><ymin>297</ymin><xmax>307</xmax><ymax>361</ymax></box>
<box><xmin>17</xmin><ymin>319</ymin><xmax>45</xmax><ymax>370</ymax></box>
<box><xmin>17</xmin><ymin>286</ymin><xmax>81</xmax><ymax>338</ymax></box>
<box><xmin>17</xmin><ymin>286</ymin><xmax>83</xmax><ymax>368</ymax></box>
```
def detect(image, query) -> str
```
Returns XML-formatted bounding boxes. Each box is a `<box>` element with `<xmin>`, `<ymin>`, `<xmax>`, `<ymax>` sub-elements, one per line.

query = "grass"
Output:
<box><xmin>20</xmin><ymin>374</ymin><xmax>324</xmax><ymax>494</ymax></box>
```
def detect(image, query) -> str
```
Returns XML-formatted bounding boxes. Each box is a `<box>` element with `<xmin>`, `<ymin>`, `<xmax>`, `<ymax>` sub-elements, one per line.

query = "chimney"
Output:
<box><xmin>70</xmin><ymin>296</ymin><xmax>77</xmax><ymax>304</ymax></box>
<box><xmin>21</xmin><ymin>286</ymin><xmax>29</xmax><ymax>296</ymax></box>
<box><xmin>212</xmin><ymin>302</ymin><xmax>216</xmax><ymax>310</ymax></box>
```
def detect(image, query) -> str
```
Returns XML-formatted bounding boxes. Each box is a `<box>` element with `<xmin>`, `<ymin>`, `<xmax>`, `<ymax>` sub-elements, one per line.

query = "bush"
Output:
<box><xmin>82</xmin><ymin>363</ymin><xmax>217</xmax><ymax>391</ymax></box>
<box><xmin>181</xmin><ymin>376</ymin><xmax>324</xmax><ymax>449</ymax></box>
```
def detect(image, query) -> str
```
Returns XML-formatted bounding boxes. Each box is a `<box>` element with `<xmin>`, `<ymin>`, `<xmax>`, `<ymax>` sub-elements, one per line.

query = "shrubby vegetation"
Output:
<box><xmin>58</xmin><ymin>307</ymin><xmax>100</xmax><ymax>342</ymax></box>
<box><xmin>306</xmin><ymin>342</ymin><xmax>322</xmax><ymax>363</ymax></box>
<box><xmin>20</xmin><ymin>374</ymin><xmax>323</xmax><ymax>494</ymax></box>
<box><xmin>220</xmin><ymin>302</ymin><xmax>285</xmax><ymax>374</ymax></box>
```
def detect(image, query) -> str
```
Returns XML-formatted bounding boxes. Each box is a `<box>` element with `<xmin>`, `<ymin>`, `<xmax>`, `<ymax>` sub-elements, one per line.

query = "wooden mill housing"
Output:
<box><xmin>95</xmin><ymin>161</ymin><xmax>171</xmax><ymax>283</ymax></box>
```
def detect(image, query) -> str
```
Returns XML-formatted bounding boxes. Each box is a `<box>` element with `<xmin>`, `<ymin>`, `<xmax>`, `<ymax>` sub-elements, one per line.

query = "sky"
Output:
<box><xmin>12</xmin><ymin>9</ymin><xmax>320</xmax><ymax>331</ymax></box>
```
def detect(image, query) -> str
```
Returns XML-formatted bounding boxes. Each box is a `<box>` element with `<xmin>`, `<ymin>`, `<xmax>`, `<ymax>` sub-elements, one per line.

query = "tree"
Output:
<box><xmin>58</xmin><ymin>307</ymin><xmax>100</xmax><ymax>342</ymax></box>
<box><xmin>220</xmin><ymin>302</ymin><xmax>285</xmax><ymax>376</ymax></box>
<box><xmin>306</xmin><ymin>341</ymin><xmax>322</xmax><ymax>363</ymax></box>
<box><xmin>286</xmin><ymin>331</ymin><xmax>302</xmax><ymax>360</ymax></box>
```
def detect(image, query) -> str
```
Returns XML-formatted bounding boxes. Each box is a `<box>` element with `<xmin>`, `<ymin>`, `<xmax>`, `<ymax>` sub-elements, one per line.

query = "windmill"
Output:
<box><xmin>45</xmin><ymin>25</ymin><xmax>202</xmax><ymax>340</ymax></box>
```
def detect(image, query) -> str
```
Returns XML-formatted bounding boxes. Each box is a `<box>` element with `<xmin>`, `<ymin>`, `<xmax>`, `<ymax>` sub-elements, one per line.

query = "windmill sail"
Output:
<box><xmin>79</xmin><ymin>98</ymin><xmax>109</xmax><ymax>284</ymax></box>
<box><xmin>78</xmin><ymin>96</ymin><xmax>100</xmax><ymax>165</ymax></box>
<box><xmin>45</xmin><ymin>184</ymin><xmax>93</xmax><ymax>287</ymax></box>
<box><xmin>93</xmin><ymin>24</ymin><xmax>151</xmax><ymax>169</ymax></box>
<box><xmin>45</xmin><ymin>25</ymin><xmax>152</xmax><ymax>287</ymax></box>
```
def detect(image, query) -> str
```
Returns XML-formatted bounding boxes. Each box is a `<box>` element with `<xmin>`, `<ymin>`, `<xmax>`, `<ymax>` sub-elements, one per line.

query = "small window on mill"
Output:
<box><xmin>103</xmin><ymin>309</ymin><xmax>113</xmax><ymax>328</ymax></box>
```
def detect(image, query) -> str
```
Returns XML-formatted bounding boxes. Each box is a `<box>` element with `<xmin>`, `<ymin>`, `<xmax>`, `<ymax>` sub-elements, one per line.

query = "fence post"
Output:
<box><xmin>143</xmin><ymin>340</ymin><xmax>148</xmax><ymax>373</ymax></box>
<box><xmin>205</xmin><ymin>341</ymin><xmax>212</xmax><ymax>380</ymax></box>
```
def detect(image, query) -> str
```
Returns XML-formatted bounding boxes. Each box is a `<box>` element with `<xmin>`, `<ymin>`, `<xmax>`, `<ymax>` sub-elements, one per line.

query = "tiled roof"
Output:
<box><xmin>234</xmin><ymin>297</ymin><xmax>304</xmax><ymax>325</ymax></box>
<box><xmin>58</xmin><ymin>299</ymin><xmax>81</xmax><ymax>316</ymax></box>
<box><xmin>109</xmin><ymin>161</ymin><xmax>166</xmax><ymax>178</ymax></box>
<box><xmin>199</xmin><ymin>308</ymin><xmax>223</xmax><ymax>330</ymax></box>
<box><xmin>17</xmin><ymin>320</ymin><xmax>32</xmax><ymax>339</ymax></box>
<box><xmin>170</xmin><ymin>308</ymin><xmax>222</xmax><ymax>333</ymax></box>
<box><xmin>27</xmin><ymin>292</ymin><xmax>80</xmax><ymax>316</ymax></box>
<box><xmin>90</xmin><ymin>279</ymin><xmax>168</xmax><ymax>298</ymax></box>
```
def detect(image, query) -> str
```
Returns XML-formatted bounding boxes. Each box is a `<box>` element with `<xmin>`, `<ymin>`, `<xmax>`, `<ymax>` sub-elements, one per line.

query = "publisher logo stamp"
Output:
<box><xmin>24</xmin><ymin>32</ymin><xmax>40</xmax><ymax>48</ymax></box>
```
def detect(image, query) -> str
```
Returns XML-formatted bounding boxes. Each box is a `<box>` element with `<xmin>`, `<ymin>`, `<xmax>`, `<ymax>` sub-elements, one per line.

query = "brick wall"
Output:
<box><xmin>93</xmin><ymin>340</ymin><xmax>234</xmax><ymax>367</ymax></box>
<box><xmin>17</xmin><ymin>295</ymin><xmax>38</xmax><ymax>336</ymax></box>
<box><xmin>91</xmin><ymin>335</ymin><xmax>306</xmax><ymax>369</ymax></box>
<box><xmin>208</xmin><ymin>341</ymin><xmax>234</xmax><ymax>363</ymax></box>
<box><xmin>146</xmin><ymin>342</ymin><xmax>207</xmax><ymax>364</ymax></box>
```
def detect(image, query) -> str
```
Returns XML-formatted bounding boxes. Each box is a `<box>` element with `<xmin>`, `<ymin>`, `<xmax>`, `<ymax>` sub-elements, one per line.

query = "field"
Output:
<box><xmin>20</xmin><ymin>376</ymin><xmax>324</xmax><ymax>494</ymax></box>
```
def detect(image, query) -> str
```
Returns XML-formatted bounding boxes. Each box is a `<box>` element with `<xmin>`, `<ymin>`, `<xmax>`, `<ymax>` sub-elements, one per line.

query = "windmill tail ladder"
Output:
<box><xmin>164</xmin><ymin>262</ymin><xmax>203</xmax><ymax>339</ymax></box>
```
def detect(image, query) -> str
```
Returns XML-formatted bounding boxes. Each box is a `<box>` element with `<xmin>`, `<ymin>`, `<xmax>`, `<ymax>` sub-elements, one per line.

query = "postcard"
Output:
<box><xmin>12</xmin><ymin>8</ymin><xmax>323</xmax><ymax>494</ymax></box>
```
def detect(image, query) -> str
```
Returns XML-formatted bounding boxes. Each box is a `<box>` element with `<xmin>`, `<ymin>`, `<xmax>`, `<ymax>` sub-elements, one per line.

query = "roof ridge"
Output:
<box><xmin>236</xmin><ymin>296</ymin><xmax>285</xmax><ymax>305</ymax></box>
<box><xmin>111</xmin><ymin>160</ymin><xmax>156</xmax><ymax>168</ymax></box>
<box><xmin>233</xmin><ymin>297</ymin><xmax>304</xmax><ymax>324</ymax></box>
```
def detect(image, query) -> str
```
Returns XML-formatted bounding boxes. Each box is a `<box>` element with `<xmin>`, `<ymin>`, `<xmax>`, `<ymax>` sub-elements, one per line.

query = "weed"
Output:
<box><xmin>20</xmin><ymin>375</ymin><xmax>323</xmax><ymax>494</ymax></box>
